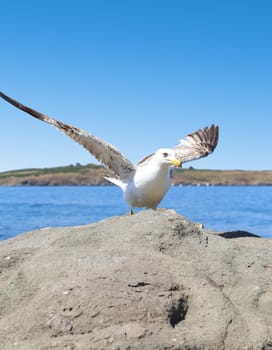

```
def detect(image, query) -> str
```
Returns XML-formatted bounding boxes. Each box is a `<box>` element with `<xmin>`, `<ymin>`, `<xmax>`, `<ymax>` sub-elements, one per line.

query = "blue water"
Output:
<box><xmin>0</xmin><ymin>186</ymin><xmax>271</xmax><ymax>240</ymax></box>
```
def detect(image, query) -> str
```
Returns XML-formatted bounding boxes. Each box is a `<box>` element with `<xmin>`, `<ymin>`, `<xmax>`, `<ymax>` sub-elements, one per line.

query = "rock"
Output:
<box><xmin>0</xmin><ymin>210</ymin><xmax>271</xmax><ymax>350</ymax></box>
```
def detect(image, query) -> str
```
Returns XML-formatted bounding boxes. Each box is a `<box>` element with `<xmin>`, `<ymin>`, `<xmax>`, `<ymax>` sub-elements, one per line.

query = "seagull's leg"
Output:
<box><xmin>130</xmin><ymin>208</ymin><xmax>134</xmax><ymax>215</ymax></box>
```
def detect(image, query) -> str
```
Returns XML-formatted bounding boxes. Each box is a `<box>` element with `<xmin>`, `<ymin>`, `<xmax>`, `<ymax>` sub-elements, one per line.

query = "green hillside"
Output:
<box><xmin>0</xmin><ymin>164</ymin><xmax>271</xmax><ymax>186</ymax></box>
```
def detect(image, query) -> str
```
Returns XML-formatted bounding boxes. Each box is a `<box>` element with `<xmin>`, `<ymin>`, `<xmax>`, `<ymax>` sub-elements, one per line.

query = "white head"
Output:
<box><xmin>153</xmin><ymin>148</ymin><xmax>181</xmax><ymax>168</ymax></box>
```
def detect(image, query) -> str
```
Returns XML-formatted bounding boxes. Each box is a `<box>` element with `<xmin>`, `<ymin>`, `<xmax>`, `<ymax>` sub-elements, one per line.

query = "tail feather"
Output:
<box><xmin>104</xmin><ymin>177</ymin><xmax>127</xmax><ymax>191</ymax></box>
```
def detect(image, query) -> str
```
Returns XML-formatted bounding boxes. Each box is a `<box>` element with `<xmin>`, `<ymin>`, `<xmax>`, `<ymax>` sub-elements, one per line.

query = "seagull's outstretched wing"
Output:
<box><xmin>173</xmin><ymin>124</ymin><xmax>219</xmax><ymax>163</ymax></box>
<box><xmin>0</xmin><ymin>91</ymin><xmax>135</xmax><ymax>179</ymax></box>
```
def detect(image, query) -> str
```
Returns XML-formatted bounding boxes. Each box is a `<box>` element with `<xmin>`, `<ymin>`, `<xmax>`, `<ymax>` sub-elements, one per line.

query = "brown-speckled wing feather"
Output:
<box><xmin>0</xmin><ymin>91</ymin><xmax>135</xmax><ymax>179</ymax></box>
<box><xmin>173</xmin><ymin>124</ymin><xmax>219</xmax><ymax>163</ymax></box>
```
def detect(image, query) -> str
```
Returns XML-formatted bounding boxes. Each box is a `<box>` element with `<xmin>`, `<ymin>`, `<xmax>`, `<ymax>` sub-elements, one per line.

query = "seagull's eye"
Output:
<box><xmin>163</xmin><ymin>152</ymin><xmax>168</xmax><ymax>157</ymax></box>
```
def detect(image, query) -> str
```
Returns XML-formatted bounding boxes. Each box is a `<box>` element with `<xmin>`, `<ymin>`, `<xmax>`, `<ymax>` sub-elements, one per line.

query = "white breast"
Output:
<box><xmin>124</xmin><ymin>162</ymin><xmax>171</xmax><ymax>209</ymax></box>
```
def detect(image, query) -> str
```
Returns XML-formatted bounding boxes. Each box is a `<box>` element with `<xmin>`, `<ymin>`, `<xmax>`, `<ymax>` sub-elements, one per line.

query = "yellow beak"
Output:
<box><xmin>170</xmin><ymin>158</ymin><xmax>181</xmax><ymax>167</ymax></box>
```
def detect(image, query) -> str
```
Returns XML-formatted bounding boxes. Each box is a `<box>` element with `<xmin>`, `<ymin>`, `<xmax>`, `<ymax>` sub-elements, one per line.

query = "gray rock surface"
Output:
<box><xmin>0</xmin><ymin>210</ymin><xmax>272</xmax><ymax>350</ymax></box>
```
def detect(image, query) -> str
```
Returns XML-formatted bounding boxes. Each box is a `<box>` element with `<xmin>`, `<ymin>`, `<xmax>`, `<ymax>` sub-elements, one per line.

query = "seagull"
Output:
<box><xmin>0</xmin><ymin>91</ymin><xmax>219</xmax><ymax>214</ymax></box>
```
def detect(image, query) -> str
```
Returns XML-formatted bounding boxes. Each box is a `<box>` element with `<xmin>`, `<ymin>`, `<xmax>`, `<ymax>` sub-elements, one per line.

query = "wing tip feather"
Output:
<box><xmin>174</xmin><ymin>123</ymin><xmax>219</xmax><ymax>163</ymax></box>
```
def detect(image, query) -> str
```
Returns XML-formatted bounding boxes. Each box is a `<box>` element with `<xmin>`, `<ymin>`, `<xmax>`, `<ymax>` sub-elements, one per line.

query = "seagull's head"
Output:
<box><xmin>154</xmin><ymin>148</ymin><xmax>181</xmax><ymax>168</ymax></box>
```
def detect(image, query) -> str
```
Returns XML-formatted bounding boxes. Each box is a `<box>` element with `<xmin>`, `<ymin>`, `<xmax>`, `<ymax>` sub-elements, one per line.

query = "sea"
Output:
<box><xmin>0</xmin><ymin>185</ymin><xmax>271</xmax><ymax>241</ymax></box>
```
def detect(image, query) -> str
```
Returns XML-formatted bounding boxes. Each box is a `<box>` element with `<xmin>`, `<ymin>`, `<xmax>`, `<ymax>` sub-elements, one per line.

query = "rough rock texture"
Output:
<box><xmin>0</xmin><ymin>210</ymin><xmax>272</xmax><ymax>350</ymax></box>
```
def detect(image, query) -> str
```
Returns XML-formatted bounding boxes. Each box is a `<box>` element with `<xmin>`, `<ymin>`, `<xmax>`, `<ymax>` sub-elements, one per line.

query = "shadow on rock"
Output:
<box><xmin>217</xmin><ymin>230</ymin><xmax>261</xmax><ymax>239</ymax></box>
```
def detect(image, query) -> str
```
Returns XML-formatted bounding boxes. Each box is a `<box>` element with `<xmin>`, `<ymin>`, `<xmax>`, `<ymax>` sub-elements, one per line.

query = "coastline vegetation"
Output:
<box><xmin>0</xmin><ymin>163</ymin><xmax>271</xmax><ymax>186</ymax></box>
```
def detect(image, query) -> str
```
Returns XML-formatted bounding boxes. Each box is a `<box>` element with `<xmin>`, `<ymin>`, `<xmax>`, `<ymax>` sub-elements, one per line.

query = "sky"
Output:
<box><xmin>1</xmin><ymin>0</ymin><xmax>272</xmax><ymax>172</ymax></box>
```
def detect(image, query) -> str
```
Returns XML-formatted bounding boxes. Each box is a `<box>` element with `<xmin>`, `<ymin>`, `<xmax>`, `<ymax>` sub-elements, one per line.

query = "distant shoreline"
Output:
<box><xmin>1</xmin><ymin>164</ymin><xmax>272</xmax><ymax>186</ymax></box>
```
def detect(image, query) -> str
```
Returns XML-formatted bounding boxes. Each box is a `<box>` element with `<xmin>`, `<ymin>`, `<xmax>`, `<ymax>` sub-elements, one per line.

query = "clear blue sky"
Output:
<box><xmin>1</xmin><ymin>0</ymin><xmax>272</xmax><ymax>171</ymax></box>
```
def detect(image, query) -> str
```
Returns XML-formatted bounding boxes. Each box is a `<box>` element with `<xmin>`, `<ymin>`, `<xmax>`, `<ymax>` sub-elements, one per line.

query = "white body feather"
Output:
<box><xmin>124</xmin><ymin>158</ymin><xmax>171</xmax><ymax>210</ymax></box>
